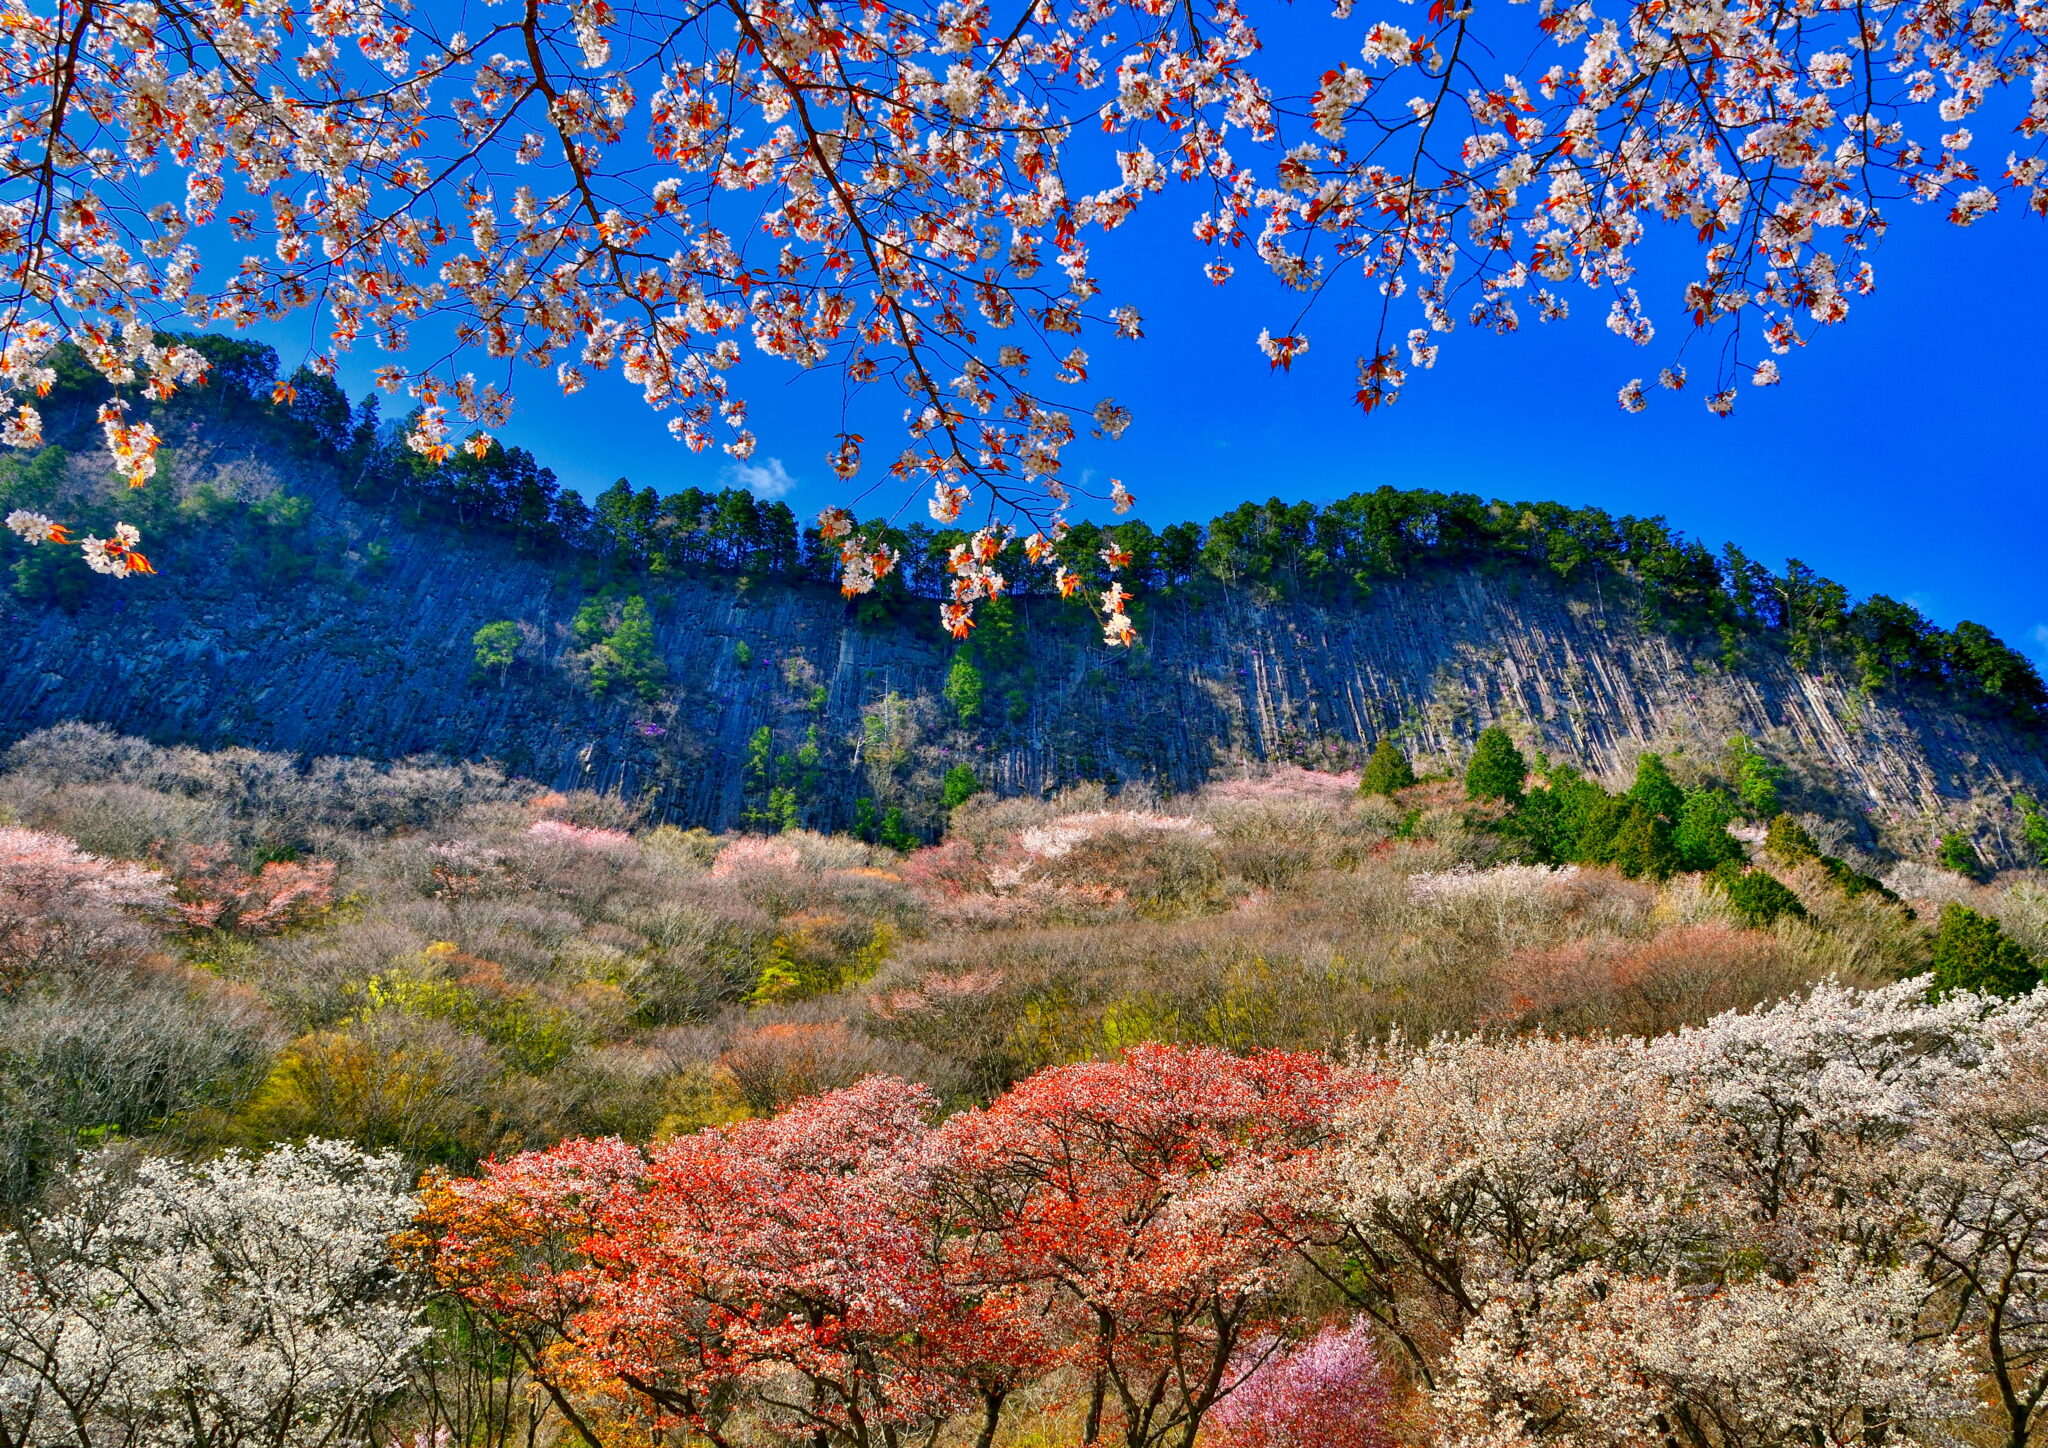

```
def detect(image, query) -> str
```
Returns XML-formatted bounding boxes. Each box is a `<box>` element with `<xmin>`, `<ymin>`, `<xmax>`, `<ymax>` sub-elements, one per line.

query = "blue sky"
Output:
<box><xmin>426</xmin><ymin>184</ymin><xmax>2046</xmax><ymax>666</ymax></box>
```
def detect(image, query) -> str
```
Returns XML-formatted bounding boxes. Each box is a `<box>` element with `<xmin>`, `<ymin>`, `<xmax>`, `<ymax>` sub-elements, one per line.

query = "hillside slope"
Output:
<box><xmin>1</xmin><ymin>429</ymin><xmax>2041</xmax><ymax>864</ymax></box>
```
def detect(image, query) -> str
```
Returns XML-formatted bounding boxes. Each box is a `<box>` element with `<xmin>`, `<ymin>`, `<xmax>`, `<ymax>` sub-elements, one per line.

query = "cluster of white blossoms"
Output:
<box><xmin>5</xmin><ymin>512</ymin><xmax>152</xmax><ymax>575</ymax></box>
<box><xmin>0</xmin><ymin>0</ymin><xmax>2033</xmax><ymax>590</ymax></box>
<box><xmin>820</xmin><ymin>473</ymin><xmax>1142</xmax><ymax>644</ymax></box>
<box><xmin>1311</xmin><ymin>979</ymin><xmax>2048</xmax><ymax>1448</ymax></box>
<box><xmin>0</xmin><ymin>1140</ymin><xmax>425</xmax><ymax>1448</ymax></box>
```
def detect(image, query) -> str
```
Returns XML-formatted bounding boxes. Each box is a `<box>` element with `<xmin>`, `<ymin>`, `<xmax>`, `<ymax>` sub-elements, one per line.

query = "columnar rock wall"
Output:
<box><xmin>2</xmin><ymin>452</ymin><xmax>2041</xmax><ymax>859</ymax></box>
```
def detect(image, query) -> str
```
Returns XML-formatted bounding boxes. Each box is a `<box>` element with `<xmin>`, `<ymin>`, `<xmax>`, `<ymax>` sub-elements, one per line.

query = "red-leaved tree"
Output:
<box><xmin>419</xmin><ymin>1074</ymin><xmax>1057</xmax><ymax>1448</ymax></box>
<box><xmin>924</xmin><ymin>1044</ymin><xmax>1375</xmax><ymax>1448</ymax></box>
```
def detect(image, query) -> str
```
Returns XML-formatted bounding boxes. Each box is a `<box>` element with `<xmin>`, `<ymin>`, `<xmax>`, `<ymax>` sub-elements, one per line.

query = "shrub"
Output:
<box><xmin>1465</xmin><ymin>727</ymin><xmax>1527</xmax><ymax>804</ymax></box>
<box><xmin>717</xmin><ymin>1020</ymin><xmax>917</xmax><ymax>1115</ymax></box>
<box><xmin>941</xmin><ymin>764</ymin><xmax>982</xmax><ymax>812</ymax></box>
<box><xmin>1485</xmin><ymin>924</ymin><xmax>1811</xmax><ymax>1038</ymax></box>
<box><xmin>1627</xmin><ymin>752</ymin><xmax>1684</xmax><ymax>821</ymax></box>
<box><xmin>943</xmin><ymin>653</ymin><xmax>983</xmax><ymax>723</ymax></box>
<box><xmin>1674</xmin><ymin>789</ymin><xmax>1745</xmax><ymax>872</ymax></box>
<box><xmin>1937</xmin><ymin>831</ymin><xmax>1986</xmax><ymax>881</ymax></box>
<box><xmin>240</xmin><ymin>1012</ymin><xmax>501</xmax><ymax>1162</ymax></box>
<box><xmin>1765</xmin><ymin>815</ymin><xmax>1821</xmax><ymax>866</ymax></box>
<box><xmin>1930</xmin><ymin>903</ymin><xmax>2038</xmax><ymax>997</ymax></box>
<box><xmin>1712</xmin><ymin>863</ymin><xmax>1808</xmax><ymax>927</ymax></box>
<box><xmin>1356</xmin><ymin>738</ymin><xmax>1416</xmax><ymax>798</ymax></box>
<box><xmin>471</xmin><ymin>620</ymin><xmax>521</xmax><ymax>679</ymax></box>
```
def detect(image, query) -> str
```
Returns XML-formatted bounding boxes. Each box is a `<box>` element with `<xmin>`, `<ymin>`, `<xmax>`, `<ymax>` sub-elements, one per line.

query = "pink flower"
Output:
<box><xmin>1209</xmin><ymin>1319</ymin><xmax>1396</xmax><ymax>1448</ymax></box>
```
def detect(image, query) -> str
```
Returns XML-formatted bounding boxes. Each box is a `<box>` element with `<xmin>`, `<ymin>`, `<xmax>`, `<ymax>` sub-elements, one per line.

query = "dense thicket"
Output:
<box><xmin>7</xmin><ymin>338</ymin><xmax>2044</xmax><ymax>729</ymax></box>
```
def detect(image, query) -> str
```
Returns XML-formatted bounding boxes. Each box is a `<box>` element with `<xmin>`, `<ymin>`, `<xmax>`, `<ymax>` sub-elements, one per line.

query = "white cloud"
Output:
<box><xmin>725</xmin><ymin>457</ymin><xmax>796</xmax><ymax>500</ymax></box>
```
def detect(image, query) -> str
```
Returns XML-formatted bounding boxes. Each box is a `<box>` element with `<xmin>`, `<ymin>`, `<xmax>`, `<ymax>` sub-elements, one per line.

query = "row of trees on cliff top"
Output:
<box><xmin>6</xmin><ymin>984</ymin><xmax>2048</xmax><ymax>1448</ymax></box>
<box><xmin>0</xmin><ymin>0</ymin><xmax>2038</xmax><ymax>637</ymax></box>
<box><xmin>9</xmin><ymin>338</ymin><xmax>2044</xmax><ymax>727</ymax></box>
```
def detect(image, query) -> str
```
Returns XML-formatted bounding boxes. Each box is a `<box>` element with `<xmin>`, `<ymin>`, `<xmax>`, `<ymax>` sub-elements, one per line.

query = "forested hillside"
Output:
<box><xmin>2</xmin><ymin>338</ymin><xmax>2044</xmax><ymax>862</ymax></box>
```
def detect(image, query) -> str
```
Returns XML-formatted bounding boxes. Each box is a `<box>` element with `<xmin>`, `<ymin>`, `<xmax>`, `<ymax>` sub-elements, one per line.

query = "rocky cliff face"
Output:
<box><xmin>3</xmin><ymin>444</ymin><xmax>2042</xmax><ymax>860</ymax></box>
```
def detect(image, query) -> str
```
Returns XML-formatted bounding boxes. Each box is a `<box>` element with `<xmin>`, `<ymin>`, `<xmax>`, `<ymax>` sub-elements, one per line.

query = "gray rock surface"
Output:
<box><xmin>3</xmin><ymin>453</ymin><xmax>2041</xmax><ymax>860</ymax></box>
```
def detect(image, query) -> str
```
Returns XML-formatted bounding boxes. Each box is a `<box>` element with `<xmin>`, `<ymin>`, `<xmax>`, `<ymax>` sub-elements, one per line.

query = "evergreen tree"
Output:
<box><xmin>1674</xmin><ymin>788</ymin><xmax>1745</xmax><ymax>872</ymax></box>
<box><xmin>587</xmin><ymin>596</ymin><xmax>666</xmax><ymax>701</ymax></box>
<box><xmin>1728</xmin><ymin>738</ymin><xmax>1785</xmax><ymax>817</ymax></box>
<box><xmin>1598</xmin><ymin>802</ymin><xmax>1680</xmax><ymax>880</ymax></box>
<box><xmin>1930</xmin><ymin>903</ymin><xmax>2039</xmax><ymax>997</ymax></box>
<box><xmin>1937</xmin><ymin>831</ymin><xmax>1986</xmax><ymax>881</ymax></box>
<box><xmin>1357</xmin><ymin>738</ymin><xmax>1416</xmax><ymax>797</ymax></box>
<box><xmin>1503</xmin><ymin>764</ymin><xmax>1607</xmax><ymax>864</ymax></box>
<box><xmin>879</xmin><ymin>806</ymin><xmax>919</xmax><ymax>851</ymax></box>
<box><xmin>941</xmin><ymin>764</ymin><xmax>982</xmax><ymax>811</ymax></box>
<box><xmin>1465</xmin><ymin>726</ymin><xmax>1528</xmax><ymax>804</ymax></box>
<box><xmin>1570</xmin><ymin>795</ymin><xmax>1678</xmax><ymax>879</ymax></box>
<box><xmin>471</xmin><ymin>621</ymin><xmax>521</xmax><ymax>683</ymax></box>
<box><xmin>1764</xmin><ymin>815</ymin><xmax>1820</xmax><ymax>867</ymax></box>
<box><xmin>943</xmin><ymin>653</ymin><xmax>984</xmax><ymax>723</ymax></box>
<box><xmin>1712</xmin><ymin>863</ymin><xmax>1808</xmax><ymax>927</ymax></box>
<box><xmin>2018</xmin><ymin>795</ymin><xmax>2048</xmax><ymax>866</ymax></box>
<box><xmin>1626</xmin><ymin>751</ymin><xmax>1684</xmax><ymax>821</ymax></box>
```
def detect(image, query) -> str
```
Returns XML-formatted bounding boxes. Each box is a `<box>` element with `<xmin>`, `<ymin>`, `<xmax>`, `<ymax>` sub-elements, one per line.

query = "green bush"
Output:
<box><xmin>587</xmin><ymin>596</ymin><xmax>666</xmax><ymax>701</ymax></box>
<box><xmin>941</xmin><ymin>764</ymin><xmax>982</xmax><ymax>811</ymax></box>
<box><xmin>1712</xmin><ymin>863</ymin><xmax>1807</xmax><ymax>927</ymax></box>
<box><xmin>1728</xmin><ymin>738</ymin><xmax>1785</xmax><ymax>817</ymax></box>
<box><xmin>1674</xmin><ymin>789</ymin><xmax>1745</xmax><ymax>872</ymax></box>
<box><xmin>1465</xmin><ymin>726</ymin><xmax>1527</xmax><ymax>804</ymax></box>
<box><xmin>944</xmin><ymin>654</ymin><xmax>984</xmax><ymax>723</ymax></box>
<box><xmin>1626</xmin><ymin>751</ymin><xmax>1683</xmax><ymax>821</ymax></box>
<box><xmin>1817</xmin><ymin>854</ymin><xmax>1899</xmax><ymax>904</ymax></box>
<box><xmin>1937</xmin><ymin>831</ymin><xmax>1986</xmax><ymax>882</ymax></box>
<box><xmin>1764</xmin><ymin>815</ymin><xmax>1820</xmax><ymax>867</ymax></box>
<box><xmin>472</xmin><ymin>621</ymin><xmax>521</xmax><ymax>680</ymax></box>
<box><xmin>879</xmin><ymin>806</ymin><xmax>919</xmax><ymax>852</ymax></box>
<box><xmin>2019</xmin><ymin>794</ymin><xmax>2048</xmax><ymax>866</ymax></box>
<box><xmin>1357</xmin><ymin>738</ymin><xmax>1416</xmax><ymax>798</ymax></box>
<box><xmin>1930</xmin><ymin>903</ymin><xmax>2038</xmax><ymax>997</ymax></box>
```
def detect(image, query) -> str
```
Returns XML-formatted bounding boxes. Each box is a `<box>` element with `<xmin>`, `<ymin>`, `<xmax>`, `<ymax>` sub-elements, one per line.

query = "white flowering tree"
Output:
<box><xmin>0</xmin><ymin>0</ymin><xmax>2040</xmax><ymax>636</ymax></box>
<box><xmin>1308</xmin><ymin>981</ymin><xmax>2048</xmax><ymax>1448</ymax></box>
<box><xmin>1908</xmin><ymin>1026</ymin><xmax>2048</xmax><ymax>1448</ymax></box>
<box><xmin>0</xmin><ymin>1140</ymin><xmax>426</xmax><ymax>1448</ymax></box>
<box><xmin>1437</xmin><ymin>1261</ymin><xmax>1974</xmax><ymax>1448</ymax></box>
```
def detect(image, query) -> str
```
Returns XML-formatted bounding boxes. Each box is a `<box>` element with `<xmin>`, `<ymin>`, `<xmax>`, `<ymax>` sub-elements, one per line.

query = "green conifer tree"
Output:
<box><xmin>942</xmin><ymin>764</ymin><xmax>982</xmax><ymax>811</ymax></box>
<box><xmin>1626</xmin><ymin>751</ymin><xmax>1684</xmax><ymax>821</ymax></box>
<box><xmin>1765</xmin><ymin>815</ymin><xmax>1820</xmax><ymax>867</ymax></box>
<box><xmin>1937</xmin><ymin>831</ymin><xmax>1987</xmax><ymax>882</ymax></box>
<box><xmin>1712</xmin><ymin>863</ymin><xmax>1808</xmax><ymax>928</ymax></box>
<box><xmin>1673</xmin><ymin>788</ymin><xmax>1744</xmax><ymax>872</ymax></box>
<box><xmin>1599</xmin><ymin>802</ymin><xmax>1680</xmax><ymax>880</ymax></box>
<box><xmin>1931</xmin><ymin>903</ymin><xmax>2039</xmax><ymax>997</ymax></box>
<box><xmin>587</xmin><ymin>595</ymin><xmax>666</xmax><ymax>701</ymax></box>
<box><xmin>1465</xmin><ymin>726</ymin><xmax>1528</xmax><ymax>804</ymax></box>
<box><xmin>2018</xmin><ymin>794</ymin><xmax>2048</xmax><ymax>866</ymax></box>
<box><xmin>1357</xmin><ymin>738</ymin><xmax>1417</xmax><ymax>797</ymax></box>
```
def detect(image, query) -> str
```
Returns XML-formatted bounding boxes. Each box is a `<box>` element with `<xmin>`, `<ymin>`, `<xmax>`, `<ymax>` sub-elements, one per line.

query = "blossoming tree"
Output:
<box><xmin>0</xmin><ymin>1140</ymin><xmax>426</xmax><ymax>1448</ymax></box>
<box><xmin>0</xmin><ymin>0</ymin><xmax>2039</xmax><ymax>634</ymax></box>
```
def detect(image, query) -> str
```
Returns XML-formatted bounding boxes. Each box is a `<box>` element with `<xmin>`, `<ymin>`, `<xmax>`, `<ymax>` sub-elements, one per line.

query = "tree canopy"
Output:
<box><xmin>0</xmin><ymin>0</ymin><xmax>2040</xmax><ymax>636</ymax></box>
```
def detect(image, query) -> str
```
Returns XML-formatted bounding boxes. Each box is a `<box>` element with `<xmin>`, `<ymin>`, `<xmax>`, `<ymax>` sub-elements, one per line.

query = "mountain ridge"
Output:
<box><xmin>1</xmin><ymin>344</ymin><xmax>2043</xmax><ymax>862</ymax></box>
